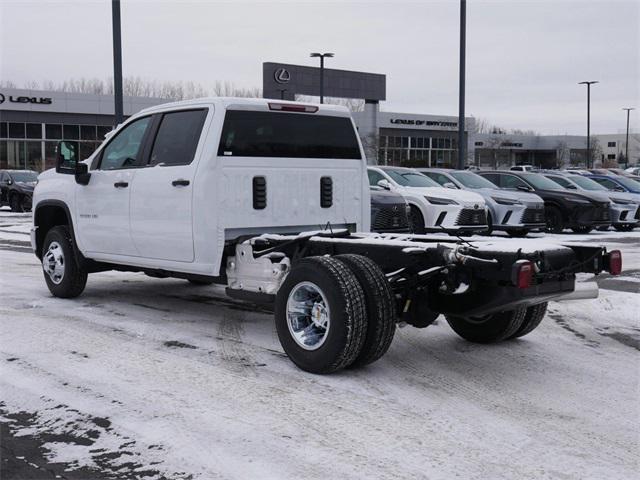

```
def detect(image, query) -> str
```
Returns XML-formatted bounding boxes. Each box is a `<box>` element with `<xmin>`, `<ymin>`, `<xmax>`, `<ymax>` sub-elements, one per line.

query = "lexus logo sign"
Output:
<box><xmin>274</xmin><ymin>68</ymin><xmax>291</xmax><ymax>84</ymax></box>
<box><xmin>0</xmin><ymin>93</ymin><xmax>4</xmax><ymax>104</ymax></box>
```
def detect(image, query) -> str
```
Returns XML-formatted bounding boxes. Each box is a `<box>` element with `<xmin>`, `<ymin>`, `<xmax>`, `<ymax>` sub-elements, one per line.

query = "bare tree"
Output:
<box><xmin>1</xmin><ymin>77</ymin><xmax>261</xmax><ymax>100</ymax></box>
<box><xmin>554</xmin><ymin>140</ymin><xmax>569</xmax><ymax>168</ymax></box>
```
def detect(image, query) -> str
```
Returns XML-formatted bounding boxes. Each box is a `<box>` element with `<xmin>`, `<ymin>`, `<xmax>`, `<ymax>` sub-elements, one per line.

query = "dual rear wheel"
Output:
<box><xmin>275</xmin><ymin>255</ymin><xmax>396</xmax><ymax>374</ymax></box>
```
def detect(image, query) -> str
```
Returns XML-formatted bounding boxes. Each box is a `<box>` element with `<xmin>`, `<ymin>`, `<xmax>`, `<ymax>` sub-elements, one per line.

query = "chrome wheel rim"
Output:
<box><xmin>286</xmin><ymin>281</ymin><xmax>331</xmax><ymax>350</ymax></box>
<box><xmin>43</xmin><ymin>241</ymin><xmax>65</xmax><ymax>285</ymax></box>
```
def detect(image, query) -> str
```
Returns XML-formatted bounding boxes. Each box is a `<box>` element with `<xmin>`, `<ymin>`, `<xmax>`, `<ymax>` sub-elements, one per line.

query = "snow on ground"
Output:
<box><xmin>1</xmin><ymin>211</ymin><xmax>638</xmax><ymax>479</ymax></box>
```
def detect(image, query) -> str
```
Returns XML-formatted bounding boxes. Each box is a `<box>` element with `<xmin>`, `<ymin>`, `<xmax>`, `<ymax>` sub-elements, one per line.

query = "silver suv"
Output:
<box><xmin>419</xmin><ymin>168</ymin><xmax>546</xmax><ymax>237</ymax></box>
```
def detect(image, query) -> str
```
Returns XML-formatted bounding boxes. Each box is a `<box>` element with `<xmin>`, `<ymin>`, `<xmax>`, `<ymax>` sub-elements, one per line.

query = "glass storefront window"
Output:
<box><xmin>63</xmin><ymin>124</ymin><xmax>79</xmax><ymax>140</ymax></box>
<box><xmin>44</xmin><ymin>142</ymin><xmax>58</xmax><ymax>171</ymax></box>
<box><xmin>26</xmin><ymin>141</ymin><xmax>43</xmax><ymax>171</ymax></box>
<box><xmin>26</xmin><ymin>123</ymin><xmax>42</xmax><ymax>139</ymax></box>
<box><xmin>9</xmin><ymin>123</ymin><xmax>25</xmax><ymax>138</ymax></box>
<box><xmin>46</xmin><ymin>124</ymin><xmax>62</xmax><ymax>139</ymax></box>
<box><xmin>0</xmin><ymin>123</ymin><xmax>7</xmax><ymax>139</ymax></box>
<box><xmin>97</xmin><ymin>125</ymin><xmax>113</xmax><ymax>140</ymax></box>
<box><xmin>2</xmin><ymin>140</ymin><xmax>26</xmax><ymax>169</ymax></box>
<box><xmin>79</xmin><ymin>142</ymin><xmax>99</xmax><ymax>160</ymax></box>
<box><xmin>81</xmin><ymin>125</ymin><xmax>97</xmax><ymax>140</ymax></box>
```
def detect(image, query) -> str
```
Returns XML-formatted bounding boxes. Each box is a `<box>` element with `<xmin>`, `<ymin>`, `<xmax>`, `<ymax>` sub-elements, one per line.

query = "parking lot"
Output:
<box><xmin>1</xmin><ymin>208</ymin><xmax>638</xmax><ymax>480</ymax></box>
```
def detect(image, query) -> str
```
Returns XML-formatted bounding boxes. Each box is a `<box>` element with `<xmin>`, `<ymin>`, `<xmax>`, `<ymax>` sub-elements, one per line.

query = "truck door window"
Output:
<box><xmin>218</xmin><ymin>111</ymin><xmax>361</xmax><ymax>159</ymax></box>
<box><xmin>98</xmin><ymin>117</ymin><xmax>152</xmax><ymax>170</ymax></box>
<box><xmin>148</xmin><ymin>109</ymin><xmax>208</xmax><ymax>166</ymax></box>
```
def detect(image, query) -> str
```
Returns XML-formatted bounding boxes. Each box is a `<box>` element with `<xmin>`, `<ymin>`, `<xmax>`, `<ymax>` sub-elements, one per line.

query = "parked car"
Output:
<box><xmin>588</xmin><ymin>174</ymin><xmax>640</xmax><ymax>195</ymax></box>
<box><xmin>369</xmin><ymin>186</ymin><xmax>411</xmax><ymax>233</ymax></box>
<box><xmin>0</xmin><ymin>170</ymin><xmax>38</xmax><ymax>212</ymax></box>
<box><xmin>477</xmin><ymin>171</ymin><xmax>611</xmax><ymax>233</ymax></box>
<box><xmin>367</xmin><ymin>166</ymin><xmax>488</xmax><ymax>234</ymax></box>
<box><xmin>418</xmin><ymin>168</ymin><xmax>545</xmax><ymax>237</ymax></box>
<box><xmin>542</xmin><ymin>172</ymin><xmax>638</xmax><ymax>232</ymax></box>
<box><xmin>624</xmin><ymin>166</ymin><xmax>640</xmax><ymax>176</ymax></box>
<box><xmin>510</xmin><ymin>165</ymin><xmax>536</xmax><ymax>172</ymax></box>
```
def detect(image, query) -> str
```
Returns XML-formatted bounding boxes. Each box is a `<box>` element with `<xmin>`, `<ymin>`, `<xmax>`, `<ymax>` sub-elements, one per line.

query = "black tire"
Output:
<box><xmin>508</xmin><ymin>302</ymin><xmax>548</xmax><ymax>339</ymax></box>
<box><xmin>274</xmin><ymin>257</ymin><xmax>367</xmax><ymax>374</ymax></box>
<box><xmin>409</xmin><ymin>206</ymin><xmax>426</xmax><ymax>234</ymax></box>
<box><xmin>21</xmin><ymin>196</ymin><xmax>32</xmax><ymax>212</ymax></box>
<box><xmin>571</xmin><ymin>226</ymin><xmax>592</xmax><ymax>234</ymax></box>
<box><xmin>336</xmin><ymin>254</ymin><xmax>396</xmax><ymax>367</ymax></box>
<box><xmin>41</xmin><ymin>226</ymin><xmax>88</xmax><ymax>298</ymax></box>
<box><xmin>187</xmin><ymin>279</ymin><xmax>214</xmax><ymax>285</ymax></box>
<box><xmin>9</xmin><ymin>194</ymin><xmax>23</xmax><ymax>212</ymax></box>
<box><xmin>545</xmin><ymin>206</ymin><xmax>564</xmax><ymax>234</ymax></box>
<box><xmin>507</xmin><ymin>229</ymin><xmax>529</xmax><ymax>238</ymax></box>
<box><xmin>613</xmin><ymin>224</ymin><xmax>635</xmax><ymax>232</ymax></box>
<box><xmin>445</xmin><ymin>308</ymin><xmax>526</xmax><ymax>344</ymax></box>
<box><xmin>486</xmin><ymin>212</ymin><xmax>494</xmax><ymax>235</ymax></box>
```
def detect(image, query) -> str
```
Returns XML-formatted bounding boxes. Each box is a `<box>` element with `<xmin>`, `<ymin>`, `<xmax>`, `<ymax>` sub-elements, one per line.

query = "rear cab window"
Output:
<box><xmin>217</xmin><ymin>110</ymin><xmax>361</xmax><ymax>159</ymax></box>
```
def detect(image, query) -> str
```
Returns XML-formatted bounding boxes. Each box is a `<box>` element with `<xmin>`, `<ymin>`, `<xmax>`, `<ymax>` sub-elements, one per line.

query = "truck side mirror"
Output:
<box><xmin>377</xmin><ymin>179</ymin><xmax>391</xmax><ymax>190</ymax></box>
<box><xmin>56</xmin><ymin>140</ymin><xmax>79</xmax><ymax>174</ymax></box>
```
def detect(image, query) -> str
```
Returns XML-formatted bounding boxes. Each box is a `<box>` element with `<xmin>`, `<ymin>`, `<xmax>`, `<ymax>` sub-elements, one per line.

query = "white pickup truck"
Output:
<box><xmin>31</xmin><ymin>98</ymin><xmax>622</xmax><ymax>373</ymax></box>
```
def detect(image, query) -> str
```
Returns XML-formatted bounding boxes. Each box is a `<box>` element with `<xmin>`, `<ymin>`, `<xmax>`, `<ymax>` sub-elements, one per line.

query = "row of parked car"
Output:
<box><xmin>3</xmin><ymin>167</ymin><xmax>639</xmax><ymax>237</ymax></box>
<box><xmin>369</xmin><ymin>166</ymin><xmax>640</xmax><ymax>236</ymax></box>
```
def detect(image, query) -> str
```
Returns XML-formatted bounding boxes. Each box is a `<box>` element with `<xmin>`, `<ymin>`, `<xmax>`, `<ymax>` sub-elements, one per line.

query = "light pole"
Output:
<box><xmin>112</xmin><ymin>0</ymin><xmax>123</xmax><ymax>125</ymax></box>
<box><xmin>457</xmin><ymin>0</ymin><xmax>466</xmax><ymax>170</ymax></box>
<box><xmin>622</xmin><ymin>107</ymin><xmax>635</xmax><ymax>168</ymax></box>
<box><xmin>310</xmin><ymin>52</ymin><xmax>334</xmax><ymax>103</ymax></box>
<box><xmin>578</xmin><ymin>80</ymin><xmax>598</xmax><ymax>168</ymax></box>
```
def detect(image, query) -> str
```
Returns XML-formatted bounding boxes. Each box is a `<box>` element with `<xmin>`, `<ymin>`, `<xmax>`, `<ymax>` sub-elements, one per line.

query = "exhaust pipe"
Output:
<box><xmin>553</xmin><ymin>281</ymin><xmax>599</xmax><ymax>302</ymax></box>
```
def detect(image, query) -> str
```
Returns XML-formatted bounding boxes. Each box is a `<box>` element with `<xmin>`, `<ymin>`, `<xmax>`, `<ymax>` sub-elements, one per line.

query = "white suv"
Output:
<box><xmin>367</xmin><ymin>166</ymin><xmax>488</xmax><ymax>234</ymax></box>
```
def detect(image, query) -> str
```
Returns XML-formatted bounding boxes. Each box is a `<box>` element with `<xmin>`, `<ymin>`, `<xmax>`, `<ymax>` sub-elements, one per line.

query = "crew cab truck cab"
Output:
<box><xmin>32</xmin><ymin>98</ymin><xmax>622</xmax><ymax>374</ymax></box>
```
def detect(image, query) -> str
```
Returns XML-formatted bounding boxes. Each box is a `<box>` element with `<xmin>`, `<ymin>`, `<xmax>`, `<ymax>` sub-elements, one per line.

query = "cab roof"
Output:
<box><xmin>137</xmin><ymin>97</ymin><xmax>352</xmax><ymax>117</ymax></box>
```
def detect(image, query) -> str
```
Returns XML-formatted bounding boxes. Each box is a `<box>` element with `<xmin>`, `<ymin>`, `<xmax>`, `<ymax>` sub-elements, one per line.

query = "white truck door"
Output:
<box><xmin>75</xmin><ymin>116</ymin><xmax>153</xmax><ymax>256</ymax></box>
<box><xmin>129</xmin><ymin>108</ymin><xmax>208</xmax><ymax>262</ymax></box>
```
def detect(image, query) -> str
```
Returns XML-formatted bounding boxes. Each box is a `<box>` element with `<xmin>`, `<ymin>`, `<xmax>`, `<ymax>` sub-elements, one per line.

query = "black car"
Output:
<box><xmin>0</xmin><ymin>170</ymin><xmax>38</xmax><ymax>212</ymax></box>
<box><xmin>370</xmin><ymin>187</ymin><xmax>411</xmax><ymax>233</ymax></box>
<box><xmin>477</xmin><ymin>171</ymin><xmax>611</xmax><ymax>233</ymax></box>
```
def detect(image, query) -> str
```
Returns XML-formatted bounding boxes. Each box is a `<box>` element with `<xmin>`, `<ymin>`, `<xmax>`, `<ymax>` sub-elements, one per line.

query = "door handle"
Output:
<box><xmin>114</xmin><ymin>181</ymin><xmax>129</xmax><ymax>188</ymax></box>
<box><xmin>172</xmin><ymin>179</ymin><xmax>190</xmax><ymax>187</ymax></box>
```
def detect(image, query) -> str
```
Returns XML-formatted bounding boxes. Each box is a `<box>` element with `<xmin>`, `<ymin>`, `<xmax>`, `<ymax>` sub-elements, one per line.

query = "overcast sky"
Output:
<box><xmin>1</xmin><ymin>0</ymin><xmax>638</xmax><ymax>134</ymax></box>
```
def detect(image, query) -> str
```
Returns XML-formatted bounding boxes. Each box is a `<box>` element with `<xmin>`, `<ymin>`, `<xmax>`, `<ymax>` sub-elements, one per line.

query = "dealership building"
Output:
<box><xmin>1</xmin><ymin>62</ymin><xmax>637</xmax><ymax>171</ymax></box>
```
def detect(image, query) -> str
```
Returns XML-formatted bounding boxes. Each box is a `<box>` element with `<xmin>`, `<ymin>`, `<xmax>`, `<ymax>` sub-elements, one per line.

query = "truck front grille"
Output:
<box><xmin>521</xmin><ymin>207</ymin><xmax>545</xmax><ymax>224</ymax></box>
<box><xmin>372</xmin><ymin>205</ymin><xmax>409</xmax><ymax>232</ymax></box>
<box><xmin>455</xmin><ymin>208</ymin><xmax>487</xmax><ymax>226</ymax></box>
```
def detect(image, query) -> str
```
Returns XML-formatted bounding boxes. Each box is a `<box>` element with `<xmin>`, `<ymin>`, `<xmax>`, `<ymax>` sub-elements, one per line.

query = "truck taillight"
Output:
<box><xmin>268</xmin><ymin>103</ymin><xmax>318</xmax><ymax>113</ymax></box>
<box><xmin>607</xmin><ymin>250</ymin><xmax>622</xmax><ymax>275</ymax></box>
<box><xmin>515</xmin><ymin>261</ymin><xmax>534</xmax><ymax>289</ymax></box>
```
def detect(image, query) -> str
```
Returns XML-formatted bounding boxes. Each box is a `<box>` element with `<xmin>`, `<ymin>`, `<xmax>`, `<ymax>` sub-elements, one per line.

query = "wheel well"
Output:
<box><xmin>34</xmin><ymin>204</ymin><xmax>71</xmax><ymax>258</ymax></box>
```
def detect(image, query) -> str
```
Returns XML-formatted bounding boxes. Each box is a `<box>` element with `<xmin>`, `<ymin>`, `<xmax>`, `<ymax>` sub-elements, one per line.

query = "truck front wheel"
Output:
<box><xmin>275</xmin><ymin>257</ymin><xmax>367</xmax><ymax>374</ymax></box>
<box><xmin>42</xmin><ymin>226</ymin><xmax>88</xmax><ymax>299</ymax></box>
<box><xmin>445</xmin><ymin>308</ymin><xmax>526</xmax><ymax>343</ymax></box>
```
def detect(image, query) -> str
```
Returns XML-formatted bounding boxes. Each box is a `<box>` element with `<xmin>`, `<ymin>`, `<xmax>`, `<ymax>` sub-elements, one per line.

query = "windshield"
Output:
<box><xmin>523</xmin><ymin>173</ymin><xmax>564</xmax><ymax>190</ymax></box>
<box><xmin>384</xmin><ymin>169</ymin><xmax>440</xmax><ymax>188</ymax></box>
<box><xmin>10</xmin><ymin>171</ymin><xmax>38</xmax><ymax>182</ymax></box>
<box><xmin>614</xmin><ymin>176</ymin><xmax>640</xmax><ymax>190</ymax></box>
<box><xmin>569</xmin><ymin>175</ymin><xmax>608</xmax><ymax>191</ymax></box>
<box><xmin>451</xmin><ymin>171</ymin><xmax>497</xmax><ymax>189</ymax></box>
